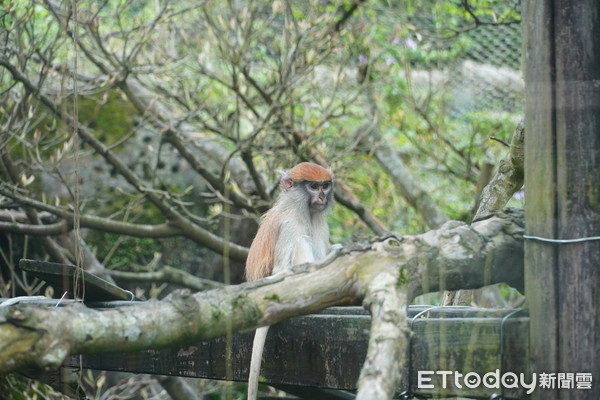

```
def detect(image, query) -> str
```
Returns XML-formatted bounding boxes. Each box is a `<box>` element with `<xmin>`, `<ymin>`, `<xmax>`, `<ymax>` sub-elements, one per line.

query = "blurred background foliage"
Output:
<box><xmin>1</xmin><ymin>0</ymin><xmax>523</xmax><ymax>294</ymax></box>
<box><xmin>1</xmin><ymin>0</ymin><xmax>523</xmax><ymax>397</ymax></box>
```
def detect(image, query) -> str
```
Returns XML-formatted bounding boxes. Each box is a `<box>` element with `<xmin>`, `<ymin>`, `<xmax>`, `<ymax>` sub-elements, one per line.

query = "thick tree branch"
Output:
<box><xmin>0</xmin><ymin>209</ymin><xmax>523</xmax><ymax>399</ymax></box>
<box><xmin>444</xmin><ymin>122</ymin><xmax>524</xmax><ymax>307</ymax></box>
<box><xmin>473</xmin><ymin>120</ymin><xmax>524</xmax><ymax>221</ymax></box>
<box><xmin>357</xmin><ymin>259</ymin><xmax>412</xmax><ymax>399</ymax></box>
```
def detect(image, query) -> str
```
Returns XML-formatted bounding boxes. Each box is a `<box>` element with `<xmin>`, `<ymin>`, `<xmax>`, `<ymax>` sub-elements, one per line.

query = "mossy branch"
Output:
<box><xmin>0</xmin><ymin>209</ymin><xmax>523</xmax><ymax>399</ymax></box>
<box><xmin>474</xmin><ymin>121</ymin><xmax>525</xmax><ymax>222</ymax></box>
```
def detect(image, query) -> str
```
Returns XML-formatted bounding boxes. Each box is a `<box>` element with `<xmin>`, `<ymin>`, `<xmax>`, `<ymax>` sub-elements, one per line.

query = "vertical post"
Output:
<box><xmin>523</xmin><ymin>0</ymin><xmax>559</xmax><ymax>393</ymax></box>
<box><xmin>524</xmin><ymin>1</ymin><xmax>600</xmax><ymax>399</ymax></box>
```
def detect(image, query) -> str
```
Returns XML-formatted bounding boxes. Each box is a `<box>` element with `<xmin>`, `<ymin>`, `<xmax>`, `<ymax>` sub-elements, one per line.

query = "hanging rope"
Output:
<box><xmin>70</xmin><ymin>0</ymin><xmax>85</xmax><ymax>302</ymax></box>
<box><xmin>68</xmin><ymin>2</ymin><xmax>87</xmax><ymax>397</ymax></box>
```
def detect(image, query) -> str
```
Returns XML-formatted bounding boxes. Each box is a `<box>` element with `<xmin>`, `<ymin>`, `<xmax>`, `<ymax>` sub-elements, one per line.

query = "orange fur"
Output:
<box><xmin>245</xmin><ymin>210</ymin><xmax>279</xmax><ymax>281</ymax></box>
<box><xmin>289</xmin><ymin>162</ymin><xmax>332</xmax><ymax>182</ymax></box>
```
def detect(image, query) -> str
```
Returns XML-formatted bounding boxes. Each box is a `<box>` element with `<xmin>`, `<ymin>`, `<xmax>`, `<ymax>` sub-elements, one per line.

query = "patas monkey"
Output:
<box><xmin>246</xmin><ymin>162</ymin><xmax>334</xmax><ymax>400</ymax></box>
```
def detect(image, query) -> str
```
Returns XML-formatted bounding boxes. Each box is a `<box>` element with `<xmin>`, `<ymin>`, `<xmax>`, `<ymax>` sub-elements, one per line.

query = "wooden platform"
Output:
<box><xmin>63</xmin><ymin>304</ymin><xmax>528</xmax><ymax>399</ymax></box>
<box><xmin>13</xmin><ymin>259</ymin><xmax>529</xmax><ymax>398</ymax></box>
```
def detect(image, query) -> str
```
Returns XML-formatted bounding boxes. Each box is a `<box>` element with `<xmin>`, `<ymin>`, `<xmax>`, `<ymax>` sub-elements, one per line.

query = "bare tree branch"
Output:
<box><xmin>358</xmin><ymin>123</ymin><xmax>450</xmax><ymax>229</ymax></box>
<box><xmin>0</xmin><ymin>185</ymin><xmax>182</xmax><ymax>237</ymax></box>
<box><xmin>0</xmin><ymin>57</ymin><xmax>249</xmax><ymax>262</ymax></box>
<box><xmin>108</xmin><ymin>265</ymin><xmax>224</xmax><ymax>292</ymax></box>
<box><xmin>332</xmin><ymin>0</ymin><xmax>368</xmax><ymax>33</ymax></box>
<box><xmin>0</xmin><ymin>146</ymin><xmax>70</xmax><ymax>265</ymax></box>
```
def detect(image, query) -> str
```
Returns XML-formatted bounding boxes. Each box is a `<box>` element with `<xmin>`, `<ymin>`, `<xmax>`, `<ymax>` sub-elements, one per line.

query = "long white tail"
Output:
<box><xmin>248</xmin><ymin>326</ymin><xmax>270</xmax><ymax>400</ymax></box>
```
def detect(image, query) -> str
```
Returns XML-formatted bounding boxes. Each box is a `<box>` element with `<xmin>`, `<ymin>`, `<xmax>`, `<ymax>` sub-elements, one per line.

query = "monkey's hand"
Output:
<box><xmin>313</xmin><ymin>243</ymin><xmax>343</xmax><ymax>268</ymax></box>
<box><xmin>329</xmin><ymin>243</ymin><xmax>343</xmax><ymax>253</ymax></box>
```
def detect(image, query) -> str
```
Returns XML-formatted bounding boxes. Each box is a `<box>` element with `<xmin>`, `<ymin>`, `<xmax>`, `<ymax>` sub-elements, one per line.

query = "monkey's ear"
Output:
<box><xmin>280</xmin><ymin>176</ymin><xmax>294</xmax><ymax>192</ymax></box>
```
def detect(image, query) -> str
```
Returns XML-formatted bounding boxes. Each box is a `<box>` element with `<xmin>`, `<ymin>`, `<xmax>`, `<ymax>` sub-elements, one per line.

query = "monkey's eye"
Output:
<box><xmin>322</xmin><ymin>182</ymin><xmax>330</xmax><ymax>190</ymax></box>
<box><xmin>309</xmin><ymin>182</ymin><xmax>320</xmax><ymax>190</ymax></box>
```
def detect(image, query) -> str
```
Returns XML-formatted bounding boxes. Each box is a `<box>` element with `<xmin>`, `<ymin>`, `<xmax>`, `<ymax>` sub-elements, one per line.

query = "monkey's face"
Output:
<box><xmin>303</xmin><ymin>180</ymin><xmax>332</xmax><ymax>213</ymax></box>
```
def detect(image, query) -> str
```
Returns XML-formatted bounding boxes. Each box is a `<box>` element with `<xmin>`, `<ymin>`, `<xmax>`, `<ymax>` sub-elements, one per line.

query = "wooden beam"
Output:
<box><xmin>19</xmin><ymin>259</ymin><xmax>141</xmax><ymax>302</ymax></box>
<box><xmin>554</xmin><ymin>3</ymin><xmax>600</xmax><ymax>398</ymax></box>
<box><xmin>65</xmin><ymin>306</ymin><xmax>528</xmax><ymax>399</ymax></box>
<box><xmin>522</xmin><ymin>0</ymin><xmax>559</xmax><ymax>390</ymax></box>
<box><xmin>524</xmin><ymin>1</ymin><xmax>600</xmax><ymax>399</ymax></box>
